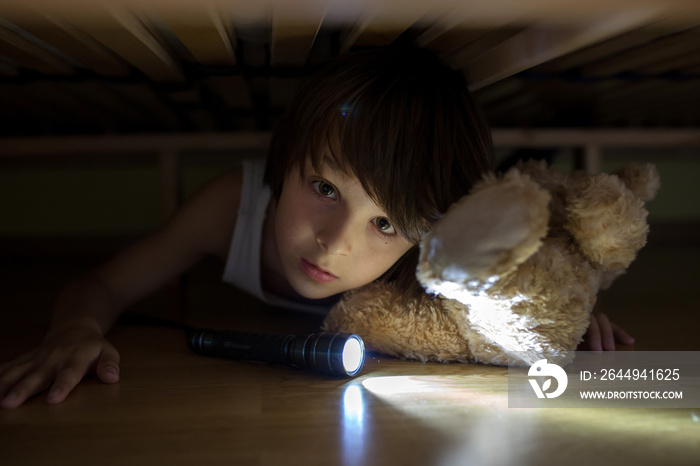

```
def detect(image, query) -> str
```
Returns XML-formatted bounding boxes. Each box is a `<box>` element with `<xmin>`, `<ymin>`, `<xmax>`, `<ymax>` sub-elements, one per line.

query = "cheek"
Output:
<box><xmin>275</xmin><ymin>194</ymin><xmax>315</xmax><ymax>245</ymax></box>
<box><xmin>358</xmin><ymin>243</ymin><xmax>412</xmax><ymax>276</ymax></box>
<box><xmin>276</xmin><ymin>211</ymin><xmax>301</xmax><ymax>247</ymax></box>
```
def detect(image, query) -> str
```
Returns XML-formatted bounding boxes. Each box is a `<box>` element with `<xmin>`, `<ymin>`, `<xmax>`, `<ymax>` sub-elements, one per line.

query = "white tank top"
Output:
<box><xmin>221</xmin><ymin>159</ymin><xmax>331</xmax><ymax>315</ymax></box>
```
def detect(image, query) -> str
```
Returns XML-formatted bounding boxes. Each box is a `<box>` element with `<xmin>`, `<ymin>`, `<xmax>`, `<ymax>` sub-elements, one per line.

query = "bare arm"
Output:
<box><xmin>0</xmin><ymin>168</ymin><xmax>243</xmax><ymax>409</ymax></box>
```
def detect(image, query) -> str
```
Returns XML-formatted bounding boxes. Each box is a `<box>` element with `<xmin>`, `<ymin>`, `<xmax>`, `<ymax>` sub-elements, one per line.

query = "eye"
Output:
<box><xmin>312</xmin><ymin>180</ymin><xmax>336</xmax><ymax>199</ymax></box>
<box><xmin>372</xmin><ymin>217</ymin><xmax>396</xmax><ymax>235</ymax></box>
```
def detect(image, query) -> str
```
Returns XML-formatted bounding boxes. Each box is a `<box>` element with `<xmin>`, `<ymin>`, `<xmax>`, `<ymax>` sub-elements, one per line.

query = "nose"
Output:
<box><xmin>316</xmin><ymin>210</ymin><xmax>356</xmax><ymax>256</ymax></box>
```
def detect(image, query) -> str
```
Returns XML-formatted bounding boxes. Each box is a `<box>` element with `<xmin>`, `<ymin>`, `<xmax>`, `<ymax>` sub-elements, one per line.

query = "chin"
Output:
<box><xmin>289</xmin><ymin>278</ymin><xmax>341</xmax><ymax>301</ymax></box>
<box><xmin>295</xmin><ymin>285</ymin><xmax>338</xmax><ymax>301</ymax></box>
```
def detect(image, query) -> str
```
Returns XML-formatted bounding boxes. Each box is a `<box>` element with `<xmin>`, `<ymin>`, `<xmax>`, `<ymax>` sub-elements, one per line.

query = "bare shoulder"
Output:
<box><xmin>161</xmin><ymin>166</ymin><xmax>244</xmax><ymax>261</ymax></box>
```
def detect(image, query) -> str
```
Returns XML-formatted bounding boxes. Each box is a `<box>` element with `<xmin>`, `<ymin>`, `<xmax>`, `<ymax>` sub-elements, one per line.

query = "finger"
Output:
<box><xmin>596</xmin><ymin>313</ymin><xmax>615</xmax><ymax>351</ymax></box>
<box><xmin>586</xmin><ymin>316</ymin><xmax>602</xmax><ymax>351</ymax></box>
<box><xmin>612</xmin><ymin>323</ymin><xmax>635</xmax><ymax>345</ymax></box>
<box><xmin>95</xmin><ymin>346</ymin><xmax>120</xmax><ymax>384</ymax></box>
<box><xmin>0</xmin><ymin>360</ymin><xmax>36</xmax><ymax>400</ymax></box>
<box><xmin>0</xmin><ymin>366</ymin><xmax>55</xmax><ymax>409</ymax></box>
<box><xmin>0</xmin><ymin>351</ymin><xmax>37</xmax><ymax>377</ymax></box>
<box><xmin>46</xmin><ymin>353</ymin><xmax>95</xmax><ymax>405</ymax></box>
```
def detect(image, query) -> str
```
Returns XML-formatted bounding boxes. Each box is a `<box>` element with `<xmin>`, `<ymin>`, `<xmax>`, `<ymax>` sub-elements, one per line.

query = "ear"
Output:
<box><xmin>613</xmin><ymin>163</ymin><xmax>660</xmax><ymax>202</ymax></box>
<box><xmin>417</xmin><ymin>168</ymin><xmax>550</xmax><ymax>298</ymax></box>
<box><xmin>566</xmin><ymin>173</ymin><xmax>649</xmax><ymax>270</ymax></box>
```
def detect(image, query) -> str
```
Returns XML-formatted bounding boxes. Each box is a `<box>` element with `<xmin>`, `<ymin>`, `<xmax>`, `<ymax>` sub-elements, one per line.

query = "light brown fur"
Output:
<box><xmin>323</xmin><ymin>160</ymin><xmax>660</xmax><ymax>367</ymax></box>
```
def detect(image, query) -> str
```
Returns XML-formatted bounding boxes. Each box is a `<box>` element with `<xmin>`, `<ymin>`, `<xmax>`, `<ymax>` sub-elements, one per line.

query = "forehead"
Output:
<box><xmin>310</xmin><ymin>140</ymin><xmax>352</xmax><ymax>176</ymax></box>
<box><xmin>315</xmin><ymin>157</ymin><xmax>352</xmax><ymax>181</ymax></box>
<box><xmin>320</xmin><ymin>156</ymin><xmax>342</xmax><ymax>173</ymax></box>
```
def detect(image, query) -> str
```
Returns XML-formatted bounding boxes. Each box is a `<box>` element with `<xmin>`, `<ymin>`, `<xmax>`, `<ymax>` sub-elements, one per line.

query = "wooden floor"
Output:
<box><xmin>1</xmin><ymin>234</ymin><xmax>699</xmax><ymax>465</ymax></box>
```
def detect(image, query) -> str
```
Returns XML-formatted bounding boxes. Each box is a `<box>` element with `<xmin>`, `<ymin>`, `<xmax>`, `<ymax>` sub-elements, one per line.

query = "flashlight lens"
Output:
<box><xmin>342</xmin><ymin>336</ymin><xmax>364</xmax><ymax>376</ymax></box>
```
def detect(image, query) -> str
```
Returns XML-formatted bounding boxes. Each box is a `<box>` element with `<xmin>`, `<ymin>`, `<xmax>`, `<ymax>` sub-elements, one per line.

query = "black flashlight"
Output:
<box><xmin>187</xmin><ymin>329</ymin><xmax>365</xmax><ymax>377</ymax></box>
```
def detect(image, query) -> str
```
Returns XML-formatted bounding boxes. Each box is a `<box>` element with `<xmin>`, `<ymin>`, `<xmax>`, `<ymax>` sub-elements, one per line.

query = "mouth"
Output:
<box><xmin>300</xmin><ymin>258</ymin><xmax>338</xmax><ymax>283</ymax></box>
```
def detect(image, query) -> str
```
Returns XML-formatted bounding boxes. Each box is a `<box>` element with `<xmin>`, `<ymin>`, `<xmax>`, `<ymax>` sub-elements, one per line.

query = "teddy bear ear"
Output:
<box><xmin>566</xmin><ymin>173</ymin><xmax>651</xmax><ymax>270</ymax></box>
<box><xmin>417</xmin><ymin>167</ymin><xmax>550</xmax><ymax>296</ymax></box>
<box><xmin>613</xmin><ymin>163</ymin><xmax>660</xmax><ymax>202</ymax></box>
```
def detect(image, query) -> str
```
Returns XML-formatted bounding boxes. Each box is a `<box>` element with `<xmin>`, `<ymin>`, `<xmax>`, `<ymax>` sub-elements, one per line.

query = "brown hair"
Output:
<box><xmin>264</xmin><ymin>46</ymin><xmax>493</xmax><ymax>298</ymax></box>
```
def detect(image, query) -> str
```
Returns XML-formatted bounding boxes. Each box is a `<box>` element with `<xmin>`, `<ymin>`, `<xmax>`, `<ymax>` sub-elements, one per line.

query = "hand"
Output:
<box><xmin>579</xmin><ymin>311</ymin><xmax>635</xmax><ymax>351</ymax></box>
<box><xmin>0</xmin><ymin>322</ymin><xmax>120</xmax><ymax>409</ymax></box>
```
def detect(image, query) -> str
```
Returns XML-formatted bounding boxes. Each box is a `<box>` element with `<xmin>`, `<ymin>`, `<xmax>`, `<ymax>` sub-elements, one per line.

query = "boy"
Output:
<box><xmin>0</xmin><ymin>46</ymin><xmax>628</xmax><ymax>409</ymax></box>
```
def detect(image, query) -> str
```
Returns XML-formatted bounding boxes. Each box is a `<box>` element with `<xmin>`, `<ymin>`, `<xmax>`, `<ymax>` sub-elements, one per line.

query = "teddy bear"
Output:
<box><xmin>322</xmin><ymin>159</ymin><xmax>660</xmax><ymax>367</ymax></box>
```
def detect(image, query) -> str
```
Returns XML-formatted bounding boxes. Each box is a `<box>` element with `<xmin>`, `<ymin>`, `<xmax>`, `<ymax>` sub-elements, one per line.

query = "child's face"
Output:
<box><xmin>273</xmin><ymin>158</ymin><xmax>414</xmax><ymax>300</ymax></box>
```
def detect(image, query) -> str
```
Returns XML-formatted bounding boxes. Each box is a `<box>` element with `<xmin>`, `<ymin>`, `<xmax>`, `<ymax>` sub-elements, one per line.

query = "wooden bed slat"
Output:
<box><xmin>535</xmin><ymin>17</ymin><xmax>699</xmax><ymax>73</ymax></box>
<box><xmin>6</xmin><ymin>13</ymin><xmax>130</xmax><ymax>76</ymax></box>
<box><xmin>153</xmin><ymin>5</ymin><xmax>236</xmax><ymax>66</ymax></box>
<box><xmin>0</xmin><ymin>21</ymin><xmax>74</xmax><ymax>75</ymax></box>
<box><xmin>582</xmin><ymin>26</ymin><xmax>700</xmax><ymax>76</ymax></box>
<box><xmin>77</xmin><ymin>6</ymin><xmax>185</xmax><ymax>82</ymax></box>
<box><xmin>463</xmin><ymin>9</ymin><xmax>663</xmax><ymax>90</ymax></box>
<box><xmin>271</xmin><ymin>21</ymin><xmax>322</xmax><ymax>67</ymax></box>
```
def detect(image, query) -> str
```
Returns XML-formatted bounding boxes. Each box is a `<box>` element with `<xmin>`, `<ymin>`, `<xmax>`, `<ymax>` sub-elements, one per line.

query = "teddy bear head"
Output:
<box><xmin>324</xmin><ymin>160</ymin><xmax>660</xmax><ymax>366</ymax></box>
<box><xmin>418</xmin><ymin>160</ymin><xmax>660</xmax><ymax>296</ymax></box>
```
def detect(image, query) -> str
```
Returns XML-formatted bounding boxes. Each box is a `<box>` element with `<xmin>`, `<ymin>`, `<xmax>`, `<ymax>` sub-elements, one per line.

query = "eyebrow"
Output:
<box><xmin>319</xmin><ymin>157</ymin><xmax>356</xmax><ymax>185</ymax></box>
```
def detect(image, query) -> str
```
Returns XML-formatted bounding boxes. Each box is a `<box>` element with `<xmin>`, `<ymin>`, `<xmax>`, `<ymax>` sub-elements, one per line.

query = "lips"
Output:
<box><xmin>300</xmin><ymin>258</ymin><xmax>338</xmax><ymax>283</ymax></box>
